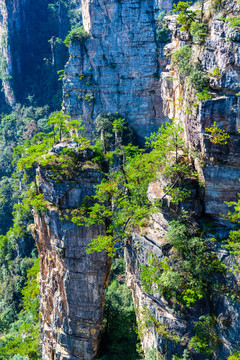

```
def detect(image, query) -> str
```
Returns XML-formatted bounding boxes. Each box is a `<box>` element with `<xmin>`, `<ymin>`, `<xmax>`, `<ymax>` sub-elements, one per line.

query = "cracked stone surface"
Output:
<box><xmin>63</xmin><ymin>0</ymin><xmax>173</xmax><ymax>144</ymax></box>
<box><xmin>32</xmin><ymin>152</ymin><xmax>111</xmax><ymax>360</ymax></box>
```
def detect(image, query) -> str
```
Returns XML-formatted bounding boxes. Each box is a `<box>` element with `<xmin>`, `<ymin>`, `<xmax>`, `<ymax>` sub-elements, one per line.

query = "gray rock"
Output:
<box><xmin>32</xmin><ymin>158</ymin><xmax>111</xmax><ymax>360</ymax></box>
<box><xmin>63</xmin><ymin>0</ymin><xmax>172</xmax><ymax>144</ymax></box>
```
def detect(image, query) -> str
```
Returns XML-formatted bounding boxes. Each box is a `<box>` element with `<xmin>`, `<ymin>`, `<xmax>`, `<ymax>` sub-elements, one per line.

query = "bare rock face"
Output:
<box><xmin>32</xmin><ymin>149</ymin><xmax>111</xmax><ymax>360</ymax></box>
<box><xmin>63</xmin><ymin>0</ymin><xmax>172</xmax><ymax>143</ymax></box>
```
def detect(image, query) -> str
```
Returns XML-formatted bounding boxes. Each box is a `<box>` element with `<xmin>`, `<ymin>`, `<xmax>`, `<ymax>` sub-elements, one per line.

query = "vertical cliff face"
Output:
<box><xmin>63</xmin><ymin>0</ymin><xmax>172</xmax><ymax>143</ymax></box>
<box><xmin>0</xmin><ymin>0</ymin><xmax>18</xmax><ymax>106</ymax></box>
<box><xmin>32</xmin><ymin>148</ymin><xmax>111</xmax><ymax>360</ymax></box>
<box><xmin>161</xmin><ymin>1</ymin><xmax>240</xmax><ymax>219</ymax></box>
<box><xmin>0</xmin><ymin>0</ymin><xmax>69</xmax><ymax>106</ymax></box>
<box><xmin>33</xmin><ymin>0</ymin><xmax>240</xmax><ymax>359</ymax></box>
<box><xmin>125</xmin><ymin>1</ymin><xmax>240</xmax><ymax>358</ymax></box>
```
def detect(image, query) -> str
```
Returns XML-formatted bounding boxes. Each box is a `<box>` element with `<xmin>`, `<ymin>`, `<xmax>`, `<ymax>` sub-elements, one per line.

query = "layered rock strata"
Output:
<box><xmin>32</xmin><ymin>148</ymin><xmax>110</xmax><ymax>360</ymax></box>
<box><xmin>63</xmin><ymin>0</ymin><xmax>172</xmax><ymax>143</ymax></box>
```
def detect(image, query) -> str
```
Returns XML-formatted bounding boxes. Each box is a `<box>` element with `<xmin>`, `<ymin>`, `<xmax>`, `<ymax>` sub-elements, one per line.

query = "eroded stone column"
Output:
<box><xmin>32</xmin><ymin>150</ymin><xmax>111</xmax><ymax>360</ymax></box>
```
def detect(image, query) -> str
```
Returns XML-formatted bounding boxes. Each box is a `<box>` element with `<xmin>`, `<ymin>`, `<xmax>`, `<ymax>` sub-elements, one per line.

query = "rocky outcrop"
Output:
<box><xmin>161</xmin><ymin>1</ymin><xmax>240</xmax><ymax>218</ymax></box>
<box><xmin>63</xmin><ymin>0</ymin><xmax>172</xmax><ymax>143</ymax></box>
<box><xmin>125</xmin><ymin>1</ymin><xmax>240</xmax><ymax>358</ymax></box>
<box><xmin>125</xmin><ymin>185</ymin><xmax>240</xmax><ymax>359</ymax></box>
<box><xmin>32</xmin><ymin>148</ymin><xmax>111</xmax><ymax>360</ymax></box>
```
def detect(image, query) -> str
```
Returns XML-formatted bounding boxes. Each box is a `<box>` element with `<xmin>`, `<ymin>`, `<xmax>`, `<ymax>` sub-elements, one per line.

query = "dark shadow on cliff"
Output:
<box><xmin>97</xmin><ymin>256</ymin><xmax>140</xmax><ymax>360</ymax></box>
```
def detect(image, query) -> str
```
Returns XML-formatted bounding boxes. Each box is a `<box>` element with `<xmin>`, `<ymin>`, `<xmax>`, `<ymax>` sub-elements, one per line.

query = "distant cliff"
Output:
<box><xmin>0</xmin><ymin>0</ymin><xmax>69</xmax><ymax>107</ymax></box>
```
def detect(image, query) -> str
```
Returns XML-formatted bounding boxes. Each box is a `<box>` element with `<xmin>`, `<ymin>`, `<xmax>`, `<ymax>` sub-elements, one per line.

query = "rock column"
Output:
<box><xmin>32</xmin><ymin>152</ymin><xmax>110</xmax><ymax>360</ymax></box>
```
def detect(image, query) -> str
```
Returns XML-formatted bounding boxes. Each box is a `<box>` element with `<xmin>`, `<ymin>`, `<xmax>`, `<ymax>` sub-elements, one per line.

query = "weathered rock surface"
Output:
<box><xmin>63</xmin><ymin>0</ymin><xmax>172</xmax><ymax>143</ymax></box>
<box><xmin>32</xmin><ymin>149</ymin><xmax>110</xmax><ymax>360</ymax></box>
<box><xmin>160</xmin><ymin>1</ymin><xmax>240</xmax><ymax>217</ymax></box>
<box><xmin>124</xmin><ymin>0</ymin><xmax>240</xmax><ymax>358</ymax></box>
<box><xmin>125</xmin><ymin>209</ymin><xmax>240</xmax><ymax>359</ymax></box>
<box><xmin>34</xmin><ymin>0</ymin><xmax>240</xmax><ymax>359</ymax></box>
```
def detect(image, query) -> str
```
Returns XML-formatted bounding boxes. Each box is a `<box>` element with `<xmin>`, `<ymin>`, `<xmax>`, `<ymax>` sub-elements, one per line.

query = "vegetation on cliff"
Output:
<box><xmin>0</xmin><ymin>0</ymin><xmax>240</xmax><ymax>359</ymax></box>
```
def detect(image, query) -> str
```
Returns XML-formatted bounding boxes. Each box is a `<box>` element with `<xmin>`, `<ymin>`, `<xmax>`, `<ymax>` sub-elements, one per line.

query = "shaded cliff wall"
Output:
<box><xmin>125</xmin><ymin>1</ymin><xmax>240</xmax><ymax>359</ymax></box>
<box><xmin>0</xmin><ymin>0</ymin><xmax>17</xmax><ymax>106</ymax></box>
<box><xmin>63</xmin><ymin>0</ymin><xmax>173</xmax><ymax>143</ymax></box>
<box><xmin>0</xmin><ymin>0</ymin><xmax>69</xmax><ymax>106</ymax></box>
<box><xmin>32</xmin><ymin>149</ymin><xmax>111</xmax><ymax>360</ymax></box>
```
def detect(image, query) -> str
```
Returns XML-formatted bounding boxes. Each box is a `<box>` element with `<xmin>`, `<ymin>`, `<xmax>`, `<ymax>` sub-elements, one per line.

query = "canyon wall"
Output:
<box><xmin>32</xmin><ymin>147</ymin><xmax>111</xmax><ymax>360</ymax></box>
<box><xmin>0</xmin><ymin>0</ymin><xmax>69</xmax><ymax>106</ymax></box>
<box><xmin>35</xmin><ymin>0</ymin><xmax>240</xmax><ymax>358</ymax></box>
<box><xmin>63</xmin><ymin>0</ymin><xmax>172</xmax><ymax>143</ymax></box>
<box><xmin>125</xmin><ymin>1</ymin><xmax>240</xmax><ymax>359</ymax></box>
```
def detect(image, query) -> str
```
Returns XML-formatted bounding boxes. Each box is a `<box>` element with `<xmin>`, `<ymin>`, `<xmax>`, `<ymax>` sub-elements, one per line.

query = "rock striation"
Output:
<box><xmin>32</xmin><ymin>148</ymin><xmax>111</xmax><ymax>360</ymax></box>
<box><xmin>125</xmin><ymin>1</ymin><xmax>240</xmax><ymax>358</ymax></box>
<box><xmin>63</xmin><ymin>0</ymin><xmax>173</xmax><ymax>143</ymax></box>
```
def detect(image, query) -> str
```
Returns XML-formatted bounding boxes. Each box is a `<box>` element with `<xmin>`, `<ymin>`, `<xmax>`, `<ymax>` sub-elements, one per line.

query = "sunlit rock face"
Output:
<box><xmin>32</xmin><ymin>148</ymin><xmax>111</xmax><ymax>360</ymax></box>
<box><xmin>63</xmin><ymin>0</ymin><xmax>172</xmax><ymax>144</ymax></box>
<box><xmin>125</xmin><ymin>0</ymin><xmax>240</xmax><ymax>358</ymax></box>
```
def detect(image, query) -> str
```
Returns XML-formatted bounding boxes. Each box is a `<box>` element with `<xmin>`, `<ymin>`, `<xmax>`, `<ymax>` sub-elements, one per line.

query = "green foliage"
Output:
<box><xmin>221</xmin><ymin>16</ymin><xmax>240</xmax><ymax>29</ymax></box>
<box><xmin>143</xmin><ymin>348</ymin><xmax>162</xmax><ymax>360</ymax></box>
<box><xmin>211</xmin><ymin>0</ymin><xmax>223</xmax><ymax>11</ymax></box>
<box><xmin>140</xmin><ymin>218</ymin><xmax>228</xmax><ymax>306</ymax></box>
<box><xmin>0</xmin><ymin>105</ymin><xmax>49</xmax><ymax>178</ymax></box>
<box><xmin>64</xmin><ymin>26</ymin><xmax>89</xmax><ymax>47</ymax></box>
<box><xmin>223</xmin><ymin>194</ymin><xmax>240</xmax><ymax>275</ymax></box>
<box><xmin>228</xmin><ymin>352</ymin><xmax>240</xmax><ymax>360</ymax></box>
<box><xmin>98</xmin><ymin>257</ymin><xmax>138</xmax><ymax>360</ymax></box>
<box><xmin>208</xmin><ymin>67</ymin><xmax>223</xmax><ymax>78</ymax></box>
<box><xmin>0</xmin><ymin>208</ymin><xmax>36</xmax><ymax>334</ymax></box>
<box><xmin>196</xmin><ymin>87</ymin><xmax>212</xmax><ymax>101</ymax></box>
<box><xmin>22</xmin><ymin>258</ymin><xmax>40</xmax><ymax>321</ymax></box>
<box><xmin>13</xmin><ymin>111</ymin><xmax>88</xmax><ymax>178</ymax></box>
<box><xmin>156</xmin><ymin>11</ymin><xmax>171</xmax><ymax>42</ymax></box>
<box><xmin>85</xmin><ymin>93</ymin><xmax>95</xmax><ymax>105</ymax></box>
<box><xmin>190</xmin><ymin>21</ymin><xmax>208</xmax><ymax>43</ymax></box>
<box><xmin>188</xmin><ymin>69</ymin><xmax>209</xmax><ymax>92</ymax></box>
<box><xmin>173</xmin><ymin>1</ymin><xmax>200</xmax><ymax>31</ymax></box>
<box><xmin>189</xmin><ymin>314</ymin><xmax>220</xmax><ymax>355</ymax></box>
<box><xmin>0</xmin><ymin>258</ymin><xmax>40</xmax><ymax>359</ymax></box>
<box><xmin>172</xmin><ymin>349</ymin><xmax>191</xmax><ymax>360</ymax></box>
<box><xmin>172</xmin><ymin>46</ymin><xmax>192</xmax><ymax>76</ymax></box>
<box><xmin>71</xmin><ymin>121</ymin><xmax>197</xmax><ymax>257</ymax></box>
<box><xmin>205</xmin><ymin>122</ymin><xmax>230</xmax><ymax>145</ymax></box>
